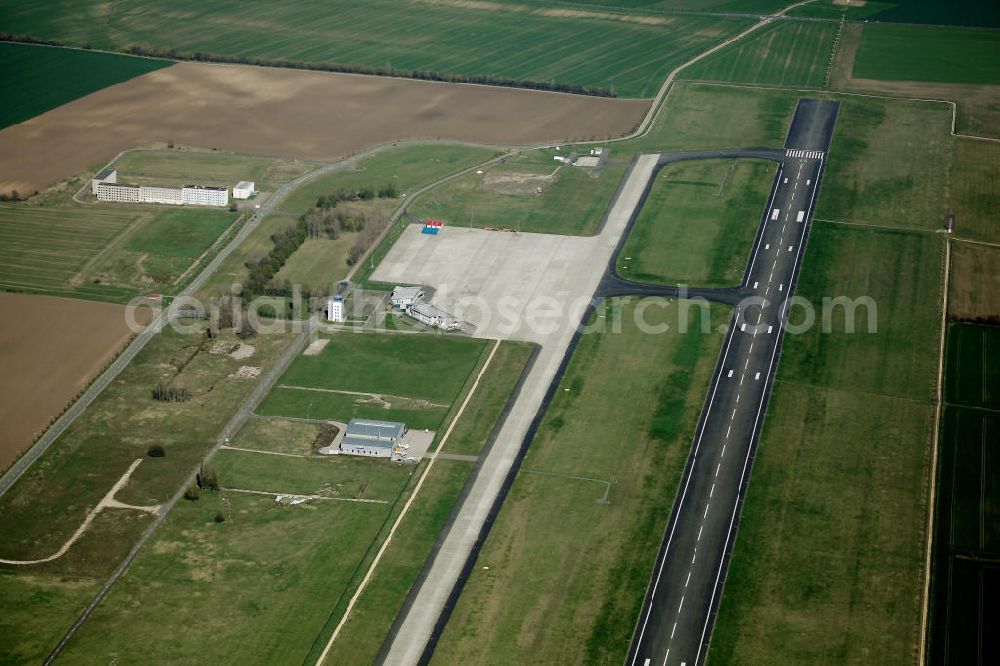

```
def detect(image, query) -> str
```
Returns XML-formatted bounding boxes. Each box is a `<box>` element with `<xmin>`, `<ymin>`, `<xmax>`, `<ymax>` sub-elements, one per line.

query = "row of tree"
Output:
<box><xmin>241</xmin><ymin>194</ymin><xmax>389</xmax><ymax>299</ymax></box>
<box><xmin>315</xmin><ymin>184</ymin><xmax>397</xmax><ymax>209</ymax></box>
<box><xmin>0</xmin><ymin>34</ymin><xmax>615</xmax><ymax>98</ymax></box>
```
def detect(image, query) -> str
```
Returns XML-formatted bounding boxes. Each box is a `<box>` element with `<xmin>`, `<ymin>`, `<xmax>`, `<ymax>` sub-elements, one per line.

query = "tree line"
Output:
<box><xmin>241</xmin><ymin>186</ymin><xmax>393</xmax><ymax>300</ymax></box>
<box><xmin>0</xmin><ymin>34</ymin><xmax>615</xmax><ymax>98</ymax></box>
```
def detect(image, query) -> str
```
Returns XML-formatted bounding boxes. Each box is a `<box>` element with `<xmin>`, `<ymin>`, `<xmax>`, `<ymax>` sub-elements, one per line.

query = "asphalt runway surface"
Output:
<box><xmin>626</xmin><ymin>98</ymin><xmax>840</xmax><ymax>666</ymax></box>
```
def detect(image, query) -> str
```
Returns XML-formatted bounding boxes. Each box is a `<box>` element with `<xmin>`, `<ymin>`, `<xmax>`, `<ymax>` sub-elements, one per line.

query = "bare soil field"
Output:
<box><xmin>0</xmin><ymin>61</ymin><xmax>649</xmax><ymax>196</ymax></box>
<box><xmin>0</xmin><ymin>293</ymin><xmax>152</xmax><ymax>471</ymax></box>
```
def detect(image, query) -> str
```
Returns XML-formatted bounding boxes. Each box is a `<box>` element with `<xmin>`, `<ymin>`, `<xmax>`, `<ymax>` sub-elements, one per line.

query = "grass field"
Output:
<box><xmin>625</xmin><ymin>82</ymin><xmax>796</xmax><ymax>155</ymax></box>
<box><xmin>0</xmin><ymin>42</ymin><xmax>170</xmax><ymax>130</ymax></box>
<box><xmin>409</xmin><ymin>151</ymin><xmax>624</xmax><ymax>235</ymax></box>
<box><xmin>53</xmin><ymin>338</ymin><xmax>532</xmax><ymax>663</ymax></box>
<box><xmin>432</xmin><ymin>300</ymin><xmax>727</xmax><ymax>664</ymax></box>
<box><xmin>944</xmin><ymin>322</ymin><xmax>1000</xmax><ymax>410</ymax></box>
<box><xmin>853</xmin><ymin>24</ymin><xmax>1000</xmax><ymax>85</ymax></box>
<box><xmin>0</xmin><ymin>203</ymin><xmax>141</xmax><ymax>301</ymax></box>
<box><xmin>950</xmin><ymin>241</ymin><xmax>1000</xmax><ymax>321</ymax></box>
<box><xmin>681</xmin><ymin>20</ymin><xmax>837</xmax><ymax>87</ymax></box>
<box><xmin>0</xmin><ymin>1</ymin><xmax>753</xmax><ymax>98</ymax></box>
<box><xmin>709</xmin><ymin>222</ymin><xmax>942</xmax><ymax>662</ymax></box>
<box><xmin>791</xmin><ymin>0</ymin><xmax>1000</xmax><ymax>27</ymax></box>
<box><xmin>0</xmin><ymin>200</ymin><xmax>244</xmax><ymax>301</ymax></box>
<box><xmin>930</xmin><ymin>404</ymin><xmax>1000</xmax><ymax>664</ymax></box>
<box><xmin>618</xmin><ymin>158</ymin><xmax>774</xmax><ymax>286</ymax></box>
<box><xmin>112</xmin><ymin>148</ymin><xmax>316</xmax><ymax>192</ymax></box>
<box><xmin>0</xmin><ymin>323</ymin><xmax>294</xmax><ymax>662</ymax></box>
<box><xmin>258</xmin><ymin>331</ymin><xmax>488</xmax><ymax>429</ymax></box>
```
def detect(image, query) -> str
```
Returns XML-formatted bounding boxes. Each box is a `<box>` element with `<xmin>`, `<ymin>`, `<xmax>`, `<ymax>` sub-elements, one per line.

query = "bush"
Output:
<box><xmin>183</xmin><ymin>485</ymin><xmax>200</xmax><ymax>501</ymax></box>
<box><xmin>214</xmin><ymin>511</ymin><xmax>226</xmax><ymax>523</ymax></box>
<box><xmin>147</xmin><ymin>444</ymin><xmax>166</xmax><ymax>458</ymax></box>
<box><xmin>197</xmin><ymin>463</ymin><xmax>219</xmax><ymax>491</ymax></box>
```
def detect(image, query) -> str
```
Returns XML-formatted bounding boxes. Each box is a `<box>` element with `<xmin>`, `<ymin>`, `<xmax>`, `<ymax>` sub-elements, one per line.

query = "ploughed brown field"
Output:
<box><xmin>0</xmin><ymin>293</ymin><xmax>152</xmax><ymax>471</ymax></box>
<box><xmin>0</xmin><ymin>61</ymin><xmax>649</xmax><ymax>195</ymax></box>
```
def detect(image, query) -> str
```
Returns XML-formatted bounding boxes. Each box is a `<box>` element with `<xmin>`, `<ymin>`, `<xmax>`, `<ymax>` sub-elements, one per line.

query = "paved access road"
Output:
<box><xmin>627</xmin><ymin>99</ymin><xmax>840</xmax><ymax>666</ymax></box>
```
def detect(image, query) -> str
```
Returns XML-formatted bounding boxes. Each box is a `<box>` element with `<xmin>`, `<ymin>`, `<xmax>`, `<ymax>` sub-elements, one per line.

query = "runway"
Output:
<box><xmin>625</xmin><ymin>98</ymin><xmax>840</xmax><ymax>666</ymax></box>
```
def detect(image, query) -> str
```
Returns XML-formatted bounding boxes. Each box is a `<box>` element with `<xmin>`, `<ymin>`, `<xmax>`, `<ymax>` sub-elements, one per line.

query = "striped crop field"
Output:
<box><xmin>0</xmin><ymin>0</ymin><xmax>753</xmax><ymax>97</ymax></box>
<box><xmin>681</xmin><ymin>20</ymin><xmax>838</xmax><ymax>87</ymax></box>
<box><xmin>0</xmin><ymin>205</ymin><xmax>139</xmax><ymax>299</ymax></box>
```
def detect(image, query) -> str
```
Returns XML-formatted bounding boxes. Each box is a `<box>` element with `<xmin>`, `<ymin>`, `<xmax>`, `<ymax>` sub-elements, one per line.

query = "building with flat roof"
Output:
<box><xmin>340</xmin><ymin>418</ymin><xmax>407</xmax><ymax>457</ymax></box>
<box><xmin>95</xmin><ymin>177</ymin><xmax>229</xmax><ymax>207</ymax></box>
<box><xmin>407</xmin><ymin>302</ymin><xmax>461</xmax><ymax>330</ymax></box>
<box><xmin>390</xmin><ymin>285</ymin><xmax>424</xmax><ymax>309</ymax></box>
<box><xmin>327</xmin><ymin>295</ymin><xmax>345</xmax><ymax>322</ymax></box>
<box><xmin>96</xmin><ymin>181</ymin><xmax>141</xmax><ymax>203</ymax></box>
<box><xmin>91</xmin><ymin>166</ymin><xmax>117</xmax><ymax>194</ymax></box>
<box><xmin>182</xmin><ymin>184</ymin><xmax>228</xmax><ymax>207</ymax></box>
<box><xmin>233</xmin><ymin>181</ymin><xmax>255</xmax><ymax>199</ymax></box>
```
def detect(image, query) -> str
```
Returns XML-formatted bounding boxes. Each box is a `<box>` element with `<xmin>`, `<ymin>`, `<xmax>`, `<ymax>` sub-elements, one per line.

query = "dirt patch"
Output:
<box><xmin>0</xmin><ymin>293</ymin><xmax>154</xmax><ymax>472</ymax></box>
<box><xmin>832</xmin><ymin>0</ymin><xmax>865</xmax><ymax>6</ymax></box>
<box><xmin>229</xmin><ymin>366</ymin><xmax>262</xmax><ymax>380</ymax></box>
<box><xmin>210</xmin><ymin>341</ymin><xmax>239</xmax><ymax>355</ymax></box>
<box><xmin>950</xmin><ymin>241</ymin><xmax>1000</xmax><ymax>321</ymax></box>
<box><xmin>480</xmin><ymin>168</ymin><xmax>559</xmax><ymax>195</ymax></box>
<box><xmin>228</xmin><ymin>343</ymin><xmax>255</xmax><ymax>360</ymax></box>
<box><xmin>0</xmin><ymin>61</ymin><xmax>649</xmax><ymax>196</ymax></box>
<box><xmin>302</xmin><ymin>338</ymin><xmax>329</xmax><ymax>356</ymax></box>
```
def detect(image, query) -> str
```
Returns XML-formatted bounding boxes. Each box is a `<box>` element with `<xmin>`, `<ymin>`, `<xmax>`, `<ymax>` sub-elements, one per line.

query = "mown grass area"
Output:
<box><xmin>0</xmin><ymin>0</ymin><xmax>752</xmax><ymax>98</ymax></box>
<box><xmin>409</xmin><ymin>151</ymin><xmax>625</xmax><ymax>236</ymax></box>
<box><xmin>930</xmin><ymin>404</ymin><xmax>1000</xmax><ymax>665</ymax></box>
<box><xmin>710</xmin><ymin>223</ymin><xmax>942</xmax><ymax>662</ymax></box>
<box><xmin>853</xmin><ymin>24</ymin><xmax>1000</xmax><ymax>85</ymax></box>
<box><xmin>57</xmin><ymin>337</ymin><xmax>532</xmax><ymax>663</ymax></box>
<box><xmin>259</xmin><ymin>388</ymin><xmax>450</xmax><ymax>431</ymax></box>
<box><xmin>778</xmin><ymin>223</ymin><xmax>943</xmax><ymax>400</ymax></box>
<box><xmin>681</xmin><ymin>20</ymin><xmax>837</xmax><ymax>87</ymax></box>
<box><xmin>0</xmin><ymin>42</ymin><xmax>170</xmax><ymax>129</ymax></box>
<box><xmin>109</xmin><ymin>207</ymin><xmax>238</xmax><ymax>285</ymax></box>
<box><xmin>623</xmin><ymin>82</ymin><xmax>796</xmax><ymax>155</ymax></box>
<box><xmin>275</xmin><ymin>332</ymin><xmax>488</xmax><ymax>404</ymax></box>
<box><xmin>944</xmin><ymin>322</ymin><xmax>1000</xmax><ymax>410</ymax></box>
<box><xmin>0</xmin><ymin>573</ymin><xmax>100</xmax><ymax>664</ymax></box>
<box><xmin>951</xmin><ymin>138</ymin><xmax>1000</xmax><ymax>243</ymax></box>
<box><xmin>278</xmin><ymin>145</ymin><xmax>495</xmax><ymax>215</ymax></box>
<box><xmin>112</xmin><ymin>149</ymin><xmax>315</xmax><ymax>192</ymax></box>
<box><xmin>272</xmin><ymin>235</ymin><xmax>358</xmax><ymax>291</ymax></box>
<box><xmin>59</xmin><ymin>490</ymin><xmax>405</xmax><ymax>664</ymax></box>
<box><xmin>258</xmin><ymin>332</ymin><xmax>488</xmax><ymax>429</ymax></box>
<box><xmin>432</xmin><ymin>300</ymin><xmax>728</xmax><ymax>664</ymax></box>
<box><xmin>618</xmin><ymin>158</ymin><xmax>774</xmax><ymax>286</ymax></box>
<box><xmin>306</xmin><ymin>342</ymin><xmax>533</xmax><ymax>662</ymax></box>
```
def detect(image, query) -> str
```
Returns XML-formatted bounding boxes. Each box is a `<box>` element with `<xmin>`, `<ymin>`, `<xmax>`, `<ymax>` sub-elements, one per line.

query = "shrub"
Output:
<box><xmin>214</xmin><ymin>511</ymin><xmax>226</xmax><ymax>523</ymax></box>
<box><xmin>183</xmin><ymin>484</ymin><xmax>200</xmax><ymax>501</ymax></box>
<box><xmin>147</xmin><ymin>444</ymin><xmax>166</xmax><ymax>458</ymax></box>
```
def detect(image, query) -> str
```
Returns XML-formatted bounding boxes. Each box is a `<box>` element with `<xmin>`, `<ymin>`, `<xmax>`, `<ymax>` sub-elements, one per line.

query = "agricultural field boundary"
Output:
<box><xmin>672</xmin><ymin>80</ymin><xmax>1000</xmax><ymax>144</ymax></box>
<box><xmin>920</xmin><ymin>236</ymin><xmax>951</xmax><ymax>663</ymax></box>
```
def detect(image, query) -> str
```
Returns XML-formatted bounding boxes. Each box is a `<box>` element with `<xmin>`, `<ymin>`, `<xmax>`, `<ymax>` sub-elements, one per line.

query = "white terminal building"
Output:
<box><xmin>92</xmin><ymin>168</ymin><xmax>229</xmax><ymax>207</ymax></box>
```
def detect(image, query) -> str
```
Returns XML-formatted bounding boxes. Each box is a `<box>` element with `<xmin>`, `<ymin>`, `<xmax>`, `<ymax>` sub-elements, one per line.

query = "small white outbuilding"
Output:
<box><xmin>233</xmin><ymin>181</ymin><xmax>255</xmax><ymax>199</ymax></box>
